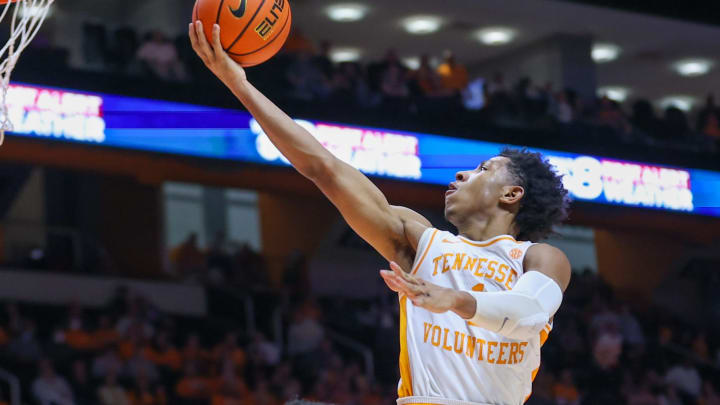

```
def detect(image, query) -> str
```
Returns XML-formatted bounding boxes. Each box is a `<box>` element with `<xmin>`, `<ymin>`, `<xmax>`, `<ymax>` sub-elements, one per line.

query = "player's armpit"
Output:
<box><xmin>315</xmin><ymin>159</ymin><xmax>428</xmax><ymax>268</ymax></box>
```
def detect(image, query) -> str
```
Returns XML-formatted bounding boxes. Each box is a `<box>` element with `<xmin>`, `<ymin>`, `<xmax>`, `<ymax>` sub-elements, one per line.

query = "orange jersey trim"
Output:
<box><xmin>457</xmin><ymin>235</ymin><xmax>521</xmax><ymax>248</ymax></box>
<box><xmin>411</xmin><ymin>229</ymin><xmax>439</xmax><ymax>275</ymax></box>
<box><xmin>398</xmin><ymin>295</ymin><xmax>413</xmax><ymax>397</ymax></box>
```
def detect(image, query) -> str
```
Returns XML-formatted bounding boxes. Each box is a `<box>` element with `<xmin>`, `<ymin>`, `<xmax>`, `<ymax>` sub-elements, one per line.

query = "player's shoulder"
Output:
<box><xmin>524</xmin><ymin>243</ymin><xmax>571</xmax><ymax>290</ymax></box>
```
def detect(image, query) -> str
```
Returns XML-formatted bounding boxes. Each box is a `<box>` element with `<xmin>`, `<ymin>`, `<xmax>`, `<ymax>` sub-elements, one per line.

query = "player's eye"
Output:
<box><xmin>480</xmin><ymin>166</ymin><xmax>488</xmax><ymax>171</ymax></box>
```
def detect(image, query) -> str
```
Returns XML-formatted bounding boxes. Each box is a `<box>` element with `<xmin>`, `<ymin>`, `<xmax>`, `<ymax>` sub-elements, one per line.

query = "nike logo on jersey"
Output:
<box><xmin>441</xmin><ymin>238</ymin><xmax>459</xmax><ymax>244</ymax></box>
<box><xmin>499</xmin><ymin>317</ymin><xmax>510</xmax><ymax>332</ymax></box>
<box><xmin>229</xmin><ymin>0</ymin><xmax>247</xmax><ymax>18</ymax></box>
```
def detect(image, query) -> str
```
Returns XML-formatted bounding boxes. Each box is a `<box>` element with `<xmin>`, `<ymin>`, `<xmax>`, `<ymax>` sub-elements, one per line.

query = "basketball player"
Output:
<box><xmin>190</xmin><ymin>21</ymin><xmax>572</xmax><ymax>405</ymax></box>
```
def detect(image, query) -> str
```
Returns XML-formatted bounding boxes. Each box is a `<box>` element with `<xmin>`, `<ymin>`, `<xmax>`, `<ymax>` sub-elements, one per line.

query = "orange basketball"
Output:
<box><xmin>192</xmin><ymin>0</ymin><xmax>291</xmax><ymax>67</ymax></box>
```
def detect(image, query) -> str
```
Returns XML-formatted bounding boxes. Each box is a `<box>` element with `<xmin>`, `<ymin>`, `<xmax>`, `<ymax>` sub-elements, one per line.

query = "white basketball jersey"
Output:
<box><xmin>397</xmin><ymin>228</ymin><xmax>551</xmax><ymax>405</ymax></box>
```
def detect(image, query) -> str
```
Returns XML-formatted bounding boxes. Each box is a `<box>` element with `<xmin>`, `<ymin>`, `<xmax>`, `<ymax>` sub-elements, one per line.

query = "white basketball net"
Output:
<box><xmin>0</xmin><ymin>0</ymin><xmax>54</xmax><ymax>145</ymax></box>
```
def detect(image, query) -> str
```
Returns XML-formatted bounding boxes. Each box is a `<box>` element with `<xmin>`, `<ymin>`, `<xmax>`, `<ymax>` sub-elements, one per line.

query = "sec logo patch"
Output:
<box><xmin>509</xmin><ymin>248</ymin><xmax>523</xmax><ymax>260</ymax></box>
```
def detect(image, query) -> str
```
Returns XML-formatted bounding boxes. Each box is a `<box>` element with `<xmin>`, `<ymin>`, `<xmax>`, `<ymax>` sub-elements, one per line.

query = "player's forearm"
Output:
<box><xmin>449</xmin><ymin>290</ymin><xmax>477</xmax><ymax>319</ymax></box>
<box><xmin>227</xmin><ymin>77</ymin><xmax>335</xmax><ymax>180</ymax></box>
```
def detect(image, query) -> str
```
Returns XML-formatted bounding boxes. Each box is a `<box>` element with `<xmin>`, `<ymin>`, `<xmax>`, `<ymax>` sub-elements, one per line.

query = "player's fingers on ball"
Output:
<box><xmin>212</xmin><ymin>24</ymin><xmax>224</xmax><ymax>57</ymax></box>
<box><xmin>194</xmin><ymin>21</ymin><xmax>213</xmax><ymax>60</ymax></box>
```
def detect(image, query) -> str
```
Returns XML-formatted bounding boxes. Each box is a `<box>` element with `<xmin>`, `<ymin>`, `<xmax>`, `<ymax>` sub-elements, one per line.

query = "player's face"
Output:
<box><xmin>444</xmin><ymin>156</ymin><xmax>516</xmax><ymax>224</ymax></box>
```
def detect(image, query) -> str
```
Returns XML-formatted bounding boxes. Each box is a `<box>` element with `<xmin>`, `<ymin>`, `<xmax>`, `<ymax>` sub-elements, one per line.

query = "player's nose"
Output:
<box><xmin>455</xmin><ymin>171</ymin><xmax>468</xmax><ymax>182</ymax></box>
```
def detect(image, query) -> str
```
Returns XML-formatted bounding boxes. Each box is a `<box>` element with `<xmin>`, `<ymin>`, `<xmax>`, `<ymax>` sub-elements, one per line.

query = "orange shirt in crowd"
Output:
<box><xmin>553</xmin><ymin>382</ymin><xmax>580</xmax><ymax>403</ymax></box>
<box><xmin>64</xmin><ymin>329</ymin><xmax>94</xmax><ymax>350</ymax></box>
<box><xmin>118</xmin><ymin>340</ymin><xmax>138</xmax><ymax>360</ymax></box>
<box><xmin>212</xmin><ymin>347</ymin><xmax>247</xmax><ymax>370</ymax></box>
<box><xmin>0</xmin><ymin>327</ymin><xmax>8</xmax><ymax>346</ymax></box>
<box><xmin>144</xmin><ymin>346</ymin><xmax>182</xmax><ymax>371</ymax></box>
<box><xmin>176</xmin><ymin>376</ymin><xmax>212</xmax><ymax>399</ymax></box>
<box><xmin>437</xmin><ymin>63</ymin><xmax>469</xmax><ymax>92</ymax></box>
<box><xmin>93</xmin><ymin>327</ymin><xmax>121</xmax><ymax>349</ymax></box>
<box><xmin>182</xmin><ymin>346</ymin><xmax>211</xmax><ymax>365</ymax></box>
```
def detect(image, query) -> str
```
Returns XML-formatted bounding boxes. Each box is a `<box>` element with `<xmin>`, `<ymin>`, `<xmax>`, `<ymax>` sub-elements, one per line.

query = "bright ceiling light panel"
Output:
<box><xmin>326</xmin><ymin>4</ymin><xmax>368</xmax><ymax>22</ymax></box>
<box><xmin>659</xmin><ymin>95</ymin><xmax>697</xmax><ymax>112</ymax></box>
<box><xmin>592</xmin><ymin>43</ymin><xmax>621</xmax><ymax>63</ymax></box>
<box><xmin>475</xmin><ymin>27</ymin><xmax>516</xmax><ymax>45</ymax></box>
<box><xmin>673</xmin><ymin>59</ymin><xmax>713</xmax><ymax>77</ymax></box>
<box><xmin>329</xmin><ymin>48</ymin><xmax>362</xmax><ymax>63</ymax></box>
<box><xmin>403</xmin><ymin>57</ymin><xmax>420</xmax><ymax>70</ymax></box>
<box><xmin>402</xmin><ymin>15</ymin><xmax>443</xmax><ymax>35</ymax></box>
<box><xmin>597</xmin><ymin>86</ymin><xmax>630</xmax><ymax>102</ymax></box>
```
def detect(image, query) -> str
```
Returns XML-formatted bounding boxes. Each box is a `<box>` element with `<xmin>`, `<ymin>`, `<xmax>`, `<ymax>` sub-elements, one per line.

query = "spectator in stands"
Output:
<box><xmin>410</xmin><ymin>54</ymin><xmax>451</xmax><ymax>98</ymax></box>
<box><xmin>624</xmin><ymin>377</ymin><xmax>659</xmax><ymax>405</ymax></box>
<box><xmin>550</xmin><ymin>91</ymin><xmax>574</xmax><ymax>124</ymax></box>
<box><xmin>33</xmin><ymin>359</ymin><xmax>76</xmax><ymax>405</ymax></box>
<box><xmin>697</xmin><ymin>94</ymin><xmax>720</xmax><ymax>139</ymax></box>
<box><xmin>181</xmin><ymin>333</ymin><xmax>208</xmax><ymax>366</ymax></box>
<box><xmin>247</xmin><ymin>332</ymin><xmax>280</xmax><ymax>368</ymax></box>
<box><xmin>665</xmin><ymin>358</ymin><xmax>702</xmax><ymax>398</ymax></box>
<box><xmin>692</xmin><ymin>331</ymin><xmax>709</xmax><ymax>361</ymax></box>
<box><xmin>596</xmin><ymin>96</ymin><xmax>631</xmax><ymax>136</ymax></box>
<box><xmin>631</xmin><ymin>99</ymin><xmax>662</xmax><ymax>138</ymax></box>
<box><xmin>206</xmin><ymin>230</ymin><xmax>234</xmax><ymax>284</ymax></box>
<box><xmin>8</xmin><ymin>318</ymin><xmax>41</xmax><ymax>364</ymax></box>
<box><xmin>94</xmin><ymin>315</ymin><xmax>121</xmax><ymax>351</ymax></box>
<box><xmin>136</xmin><ymin>31</ymin><xmax>186</xmax><ymax>81</ymax></box>
<box><xmin>699</xmin><ymin>381</ymin><xmax>720</xmax><ymax>405</ymax></box>
<box><xmin>211</xmin><ymin>331</ymin><xmax>247</xmax><ymax>371</ymax></box>
<box><xmin>175</xmin><ymin>362</ymin><xmax>212</xmax><ymax>400</ymax></box>
<box><xmin>60</xmin><ymin>303</ymin><xmax>94</xmax><ymax>351</ymax></box>
<box><xmin>98</xmin><ymin>369</ymin><xmax>129</xmax><ymax>405</ymax></box>
<box><xmin>380</xmin><ymin>63</ymin><xmax>411</xmax><ymax>108</ymax></box>
<box><xmin>69</xmin><ymin>360</ymin><xmax>95</xmax><ymax>405</ymax></box>
<box><xmin>312</xmin><ymin>40</ymin><xmax>334</xmax><ymax>79</ymax></box>
<box><xmin>552</xmin><ymin>369</ymin><xmax>579</xmax><ymax>405</ymax></box>
<box><xmin>286</xmin><ymin>50</ymin><xmax>331</xmax><ymax>101</ymax></box>
<box><xmin>619</xmin><ymin>304</ymin><xmax>645</xmax><ymax>349</ymax></box>
<box><xmin>170</xmin><ymin>233</ymin><xmax>207</xmax><ymax>281</ymax></box>
<box><xmin>330</xmin><ymin>62</ymin><xmax>378</xmax><ymax>108</ymax></box>
<box><xmin>92</xmin><ymin>349</ymin><xmax>124</xmax><ymax>379</ymax></box>
<box><xmin>251</xmin><ymin>379</ymin><xmax>280</xmax><ymax>405</ymax></box>
<box><xmin>593</xmin><ymin>321</ymin><xmax>623</xmax><ymax>370</ymax></box>
<box><xmin>282</xmin><ymin>27</ymin><xmax>315</xmax><ymax>55</ymax></box>
<box><xmin>210</xmin><ymin>359</ymin><xmax>250</xmax><ymax>405</ymax></box>
<box><xmin>437</xmin><ymin>50</ymin><xmax>469</xmax><ymax>94</ymax></box>
<box><xmin>128</xmin><ymin>373</ymin><xmax>165</xmax><ymax>405</ymax></box>
<box><xmin>145</xmin><ymin>331</ymin><xmax>182</xmax><ymax>372</ymax></box>
<box><xmin>660</xmin><ymin>106</ymin><xmax>690</xmax><ymax>140</ymax></box>
<box><xmin>287</xmin><ymin>303</ymin><xmax>324</xmax><ymax>357</ymax></box>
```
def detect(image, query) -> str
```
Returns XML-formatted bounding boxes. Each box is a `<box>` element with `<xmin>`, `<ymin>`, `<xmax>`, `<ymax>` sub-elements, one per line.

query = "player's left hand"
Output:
<box><xmin>380</xmin><ymin>261</ymin><xmax>458</xmax><ymax>314</ymax></box>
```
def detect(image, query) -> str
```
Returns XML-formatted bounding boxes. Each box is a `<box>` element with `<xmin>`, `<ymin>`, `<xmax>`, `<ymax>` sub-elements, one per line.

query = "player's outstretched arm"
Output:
<box><xmin>189</xmin><ymin>22</ymin><xmax>429</xmax><ymax>266</ymax></box>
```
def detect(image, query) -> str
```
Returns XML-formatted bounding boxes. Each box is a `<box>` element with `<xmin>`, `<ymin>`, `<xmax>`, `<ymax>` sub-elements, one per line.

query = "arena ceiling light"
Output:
<box><xmin>329</xmin><ymin>47</ymin><xmax>362</xmax><ymax>63</ymax></box>
<box><xmin>325</xmin><ymin>4</ymin><xmax>368</xmax><ymax>22</ymax></box>
<box><xmin>592</xmin><ymin>43</ymin><xmax>621</xmax><ymax>63</ymax></box>
<box><xmin>401</xmin><ymin>15</ymin><xmax>443</xmax><ymax>35</ymax></box>
<box><xmin>403</xmin><ymin>57</ymin><xmax>420</xmax><ymax>70</ymax></box>
<box><xmin>658</xmin><ymin>95</ymin><xmax>697</xmax><ymax>112</ymax></box>
<box><xmin>673</xmin><ymin>58</ymin><xmax>713</xmax><ymax>77</ymax></box>
<box><xmin>597</xmin><ymin>86</ymin><xmax>630</xmax><ymax>102</ymax></box>
<box><xmin>475</xmin><ymin>27</ymin><xmax>516</xmax><ymax>46</ymax></box>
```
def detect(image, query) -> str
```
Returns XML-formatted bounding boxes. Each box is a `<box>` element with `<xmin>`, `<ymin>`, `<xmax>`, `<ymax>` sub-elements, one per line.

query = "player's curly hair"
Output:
<box><xmin>499</xmin><ymin>147</ymin><xmax>570</xmax><ymax>242</ymax></box>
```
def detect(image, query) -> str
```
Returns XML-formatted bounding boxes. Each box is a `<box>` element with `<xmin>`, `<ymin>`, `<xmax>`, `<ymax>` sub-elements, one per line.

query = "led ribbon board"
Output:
<box><xmin>6</xmin><ymin>83</ymin><xmax>720</xmax><ymax>217</ymax></box>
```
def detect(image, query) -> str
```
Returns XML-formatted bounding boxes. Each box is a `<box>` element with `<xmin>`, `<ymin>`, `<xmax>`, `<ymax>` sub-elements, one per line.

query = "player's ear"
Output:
<box><xmin>500</xmin><ymin>185</ymin><xmax>524</xmax><ymax>205</ymax></box>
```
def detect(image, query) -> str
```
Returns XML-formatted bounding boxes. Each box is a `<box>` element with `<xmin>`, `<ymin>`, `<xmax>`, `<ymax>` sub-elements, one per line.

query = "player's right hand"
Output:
<box><xmin>189</xmin><ymin>21</ymin><xmax>247</xmax><ymax>85</ymax></box>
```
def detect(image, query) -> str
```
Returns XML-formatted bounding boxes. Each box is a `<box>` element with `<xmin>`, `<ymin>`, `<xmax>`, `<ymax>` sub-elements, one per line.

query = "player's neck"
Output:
<box><xmin>455</xmin><ymin>213</ymin><xmax>517</xmax><ymax>242</ymax></box>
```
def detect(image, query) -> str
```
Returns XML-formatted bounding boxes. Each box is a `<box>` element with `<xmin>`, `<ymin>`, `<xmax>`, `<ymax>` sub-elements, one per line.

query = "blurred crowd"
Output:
<box><xmin>21</xmin><ymin>24</ymin><xmax>720</xmax><ymax>156</ymax></box>
<box><xmin>0</xmin><ymin>266</ymin><xmax>719</xmax><ymax>405</ymax></box>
